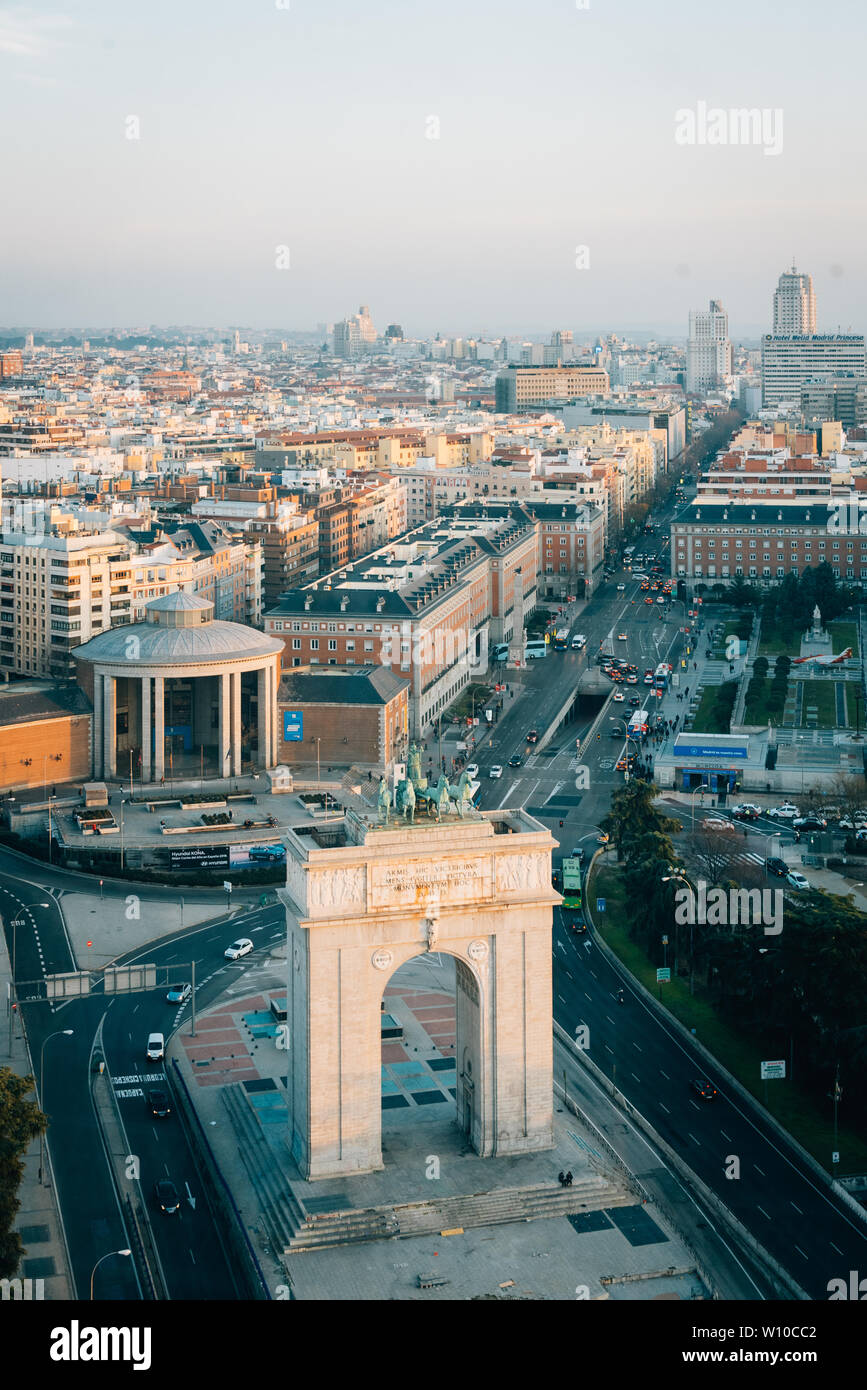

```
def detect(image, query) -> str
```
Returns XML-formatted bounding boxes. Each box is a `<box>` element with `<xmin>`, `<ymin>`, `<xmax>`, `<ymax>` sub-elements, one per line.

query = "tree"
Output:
<box><xmin>0</xmin><ymin>1069</ymin><xmax>46</xmax><ymax>1278</ymax></box>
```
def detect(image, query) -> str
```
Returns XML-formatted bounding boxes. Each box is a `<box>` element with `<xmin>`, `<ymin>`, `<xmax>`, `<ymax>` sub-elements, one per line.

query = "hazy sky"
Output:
<box><xmin>1</xmin><ymin>0</ymin><xmax>864</xmax><ymax>337</ymax></box>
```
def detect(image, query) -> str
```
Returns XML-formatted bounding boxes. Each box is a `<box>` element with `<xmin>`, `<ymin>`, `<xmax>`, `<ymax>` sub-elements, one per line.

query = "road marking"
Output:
<box><xmin>631</xmin><ymin>1072</ymin><xmax>641</xmax><ymax>1083</ymax></box>
<box><xmin>604</xmin><ymin>1044</ymin><xmax>614</xmax><ymax>1054</ymax></box>
<box><xmin>605</xmin><ymin>1015</ymin><xmax>615</xmax><ymax>1025</ymax></box>
<box><xmin>754</xmin><ymin>1164</ymin><xmax>765</xmax><ymax>1177</ymax></box>
<box><xmin>756</xmin><ymin>1205</ymin><xmax>770</xmax><ymax>1220</ymax></box>
<box><xmin>556</xmin><ymin>941</ymin><xmax>566</xmax><ymax>953</ymax></box>
<box><xmin>189</xmin><ymin>1250</ymin><xmax>196</xmax><ymax>1264</ymax></box>
<box><xmin>557</xmin><ymin>994</ymin><xmax>566</xmax><ymax>1003</ymax></box>
<box><xmin>632</xmin><ymin>1042</ymin><xmax>642</xmax><ymax>1052</ymax></box>
<box><xmin>659</xmin><ymin>1102</ymin><xmax>670</xmax><ymax>1114</ymax></box>
<box><xmin>583</xmin><ymin>993</ymin><xmax>592</xmax><ymax>1001</ymax></box>
<box><xmin>720</xmin><ymin>1130</ymin><xmax>732</xmax><ymax>1142</ymax></box>
<box><xmin>688</xmin><ymin>1099</ymin><xmax>701</xmax><ymax>1111</ymax></box>
<box><xmin>790</xmin><ymin>1201</ymin><xmax>802</xmax><ymax>1214</ymax></box>
<box><xmin>830</xmin><ymin>1241</ymin><xmax>844</xmax><ymax>1255</ymax></box>
<box><xmin>794</xmin><ymin>1246</ymin><xmax>809</xmax><ymax>1260</ymax></box>
<box><xmin>659</xmin><ymin>1069</ymin><xmax>670</xmax><ymax>1080</ymax></box>
<box><xmin>687</xmin><ymin>1133</ymin><xmax>700</xmax><ymax>1146</ymax></box>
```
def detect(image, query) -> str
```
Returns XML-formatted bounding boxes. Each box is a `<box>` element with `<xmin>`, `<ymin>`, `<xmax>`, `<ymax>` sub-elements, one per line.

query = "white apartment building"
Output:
<box><xmin>761</xmin><ymin>335</ymin><xmax>867</xmax><ymax>407</ymax></box>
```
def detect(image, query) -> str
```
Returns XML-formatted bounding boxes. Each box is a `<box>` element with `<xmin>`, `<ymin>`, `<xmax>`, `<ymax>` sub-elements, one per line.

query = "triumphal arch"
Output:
<box><xmin>280</xmin><ymin>803</ymin><xmax>558</xmax><ymax>1180</ymax></box>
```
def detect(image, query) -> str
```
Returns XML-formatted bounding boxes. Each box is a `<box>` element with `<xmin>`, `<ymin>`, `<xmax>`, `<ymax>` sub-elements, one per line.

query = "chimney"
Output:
<box><xmin>376</xmin><ymin>595</ymin><xmax>385</xmax><ymax>612</ymax></box>
<box><xmin>304</xmin><ymin>594</ymin><xmax>313</xmax><ymax>611</ymax></box>
<box><xmin>340</xmin><ymin>594</ymin><xmax>349</xmax><ymax>611</ymax></box>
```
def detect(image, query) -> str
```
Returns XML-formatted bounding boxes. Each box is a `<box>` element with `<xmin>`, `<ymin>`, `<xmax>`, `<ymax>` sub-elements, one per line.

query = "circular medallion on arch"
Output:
<box><xmin>371</xmin><ymin>949</ymin><xmax>393</xmax><ymax>971</ymax></box>
<box><xmin>467</xmin><ymin>939</ymin><xmax>489</xmax><ymax>962</ymax></box>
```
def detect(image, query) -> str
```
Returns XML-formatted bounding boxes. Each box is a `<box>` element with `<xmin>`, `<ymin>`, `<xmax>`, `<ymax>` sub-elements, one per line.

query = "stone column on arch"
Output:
<box><xmin>140</xmin><ymin>674</ymin><xmax>152</xmax><ymax>783</ymax></box>
<box><xmin>153</xmin><ymin>675</ymin><xmax>165</xmax><ymax>782</ymax></box>
<box><xmin>102</xmin><ymin>674</ymin><xmax>117</xmax><ymax>779</ymax></box>
<box><xmin>231</xmin><ymin>669</ymin><xmax>242</xmax><ymax>776</ymax></box>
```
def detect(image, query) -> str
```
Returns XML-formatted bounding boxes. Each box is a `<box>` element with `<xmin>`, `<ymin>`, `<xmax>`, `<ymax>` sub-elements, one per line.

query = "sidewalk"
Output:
<box><xmin>0</xmin><ymin>918</ymin><xmax>73</xmax><ymax>1299</ymax></box>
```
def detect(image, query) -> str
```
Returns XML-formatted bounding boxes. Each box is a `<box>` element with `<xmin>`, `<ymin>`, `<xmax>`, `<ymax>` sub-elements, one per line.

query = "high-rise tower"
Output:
<box><xmin>773</xmin><ymin>264</ymin><xmax>816</xmax><ymax>335</ymax></box>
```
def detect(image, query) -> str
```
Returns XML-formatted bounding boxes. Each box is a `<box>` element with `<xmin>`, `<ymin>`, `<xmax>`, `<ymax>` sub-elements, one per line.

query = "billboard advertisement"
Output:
<box><xmin>169</xmin><ymin>845</ymin><xmax>230</xmax><ymax>871</ymax></box>
<box><xmin>283</xmin><ymin>709</ymin><xmax>303</xmax><ymax>742</ymax></box>
<box><xmin>228</xmin><ymin>842</ymin><xmax>287</xmax><ymax>869</ymax></box>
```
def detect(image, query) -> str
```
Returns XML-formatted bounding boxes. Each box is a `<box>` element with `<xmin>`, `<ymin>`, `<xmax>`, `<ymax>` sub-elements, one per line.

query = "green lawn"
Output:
<box><xmin>744</xmin><ymin>679</ymin><xmax>789</xmax><ymax>726</ymax></box>
<box><xmin>798</xmin><ymin>680</ymin><xmax>839</xmax><ymax>729</ymax></box>
<box><xmin>757</xmin><ymin>629</ymin><xmax>801</xmax><ymax>657</ymax></box>
<box><xmin>584</xmin><ymin>857</ymin><xmax>867</xmax><ymax>1174</ymax></box>
<box><xmin>845</xmin><ymin>683</ymin><xmax>865</xmax><ymax>731</ymax></box>
<box><xmin>829</xmin><ymin>620</ymin><xmax>859</xmax><ymax>657</ymax></box>
<box><xmin>691</xmin><ymin>687</ymin><xmax>731</xmax><ymax>733</ymax></box>
<box><xmin>712</xmin><ymin>619</ymin><xmax>744</xmax><ymax>660</ymax></box>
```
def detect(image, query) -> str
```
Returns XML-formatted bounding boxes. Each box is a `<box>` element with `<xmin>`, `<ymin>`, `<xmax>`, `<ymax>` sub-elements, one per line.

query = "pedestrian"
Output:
<box><xmin>558</xmin><ymin>1170</ymin><xmax>565</xmax><ymax>1186</ymax></box>
<box><xmin>565</xmin><ymin>1171</ymin><xmax>573</xmax><ymax>1187</ymax></box>
<box><xmin>693</xmin><ymin>661</ymin><xmax>697</xmax><ymax>670</ymax></box>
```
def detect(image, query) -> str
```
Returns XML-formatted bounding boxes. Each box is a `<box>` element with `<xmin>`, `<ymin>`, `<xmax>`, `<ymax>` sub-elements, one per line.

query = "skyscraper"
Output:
<box><xmin>333</xmin><ymin>304</ymin><xmax>377</xmax><ymax>357</ymax></box>
<box><xmin>772</xmin><ymin>265</ymin><xmax>816</xmax><ymax>334</ymax></box>
<box><xmin>686</xmin><ymin>300</ymin><xmax>732</xmax><ymax>395</ymax></box>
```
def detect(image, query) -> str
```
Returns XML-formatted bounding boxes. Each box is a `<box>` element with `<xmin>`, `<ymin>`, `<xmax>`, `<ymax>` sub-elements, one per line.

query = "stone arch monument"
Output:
<box><xmin>280</xmin><ymin>809</ymin><xmax>558</xmax><ymax>1180</ymax></box>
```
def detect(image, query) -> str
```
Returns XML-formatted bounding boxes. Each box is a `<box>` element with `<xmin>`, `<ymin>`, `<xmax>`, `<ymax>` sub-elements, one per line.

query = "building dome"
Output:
<box><xmin>73</xmin><ymin>592</ymin><xmax>284</xmax><ymax>667</ymax></box>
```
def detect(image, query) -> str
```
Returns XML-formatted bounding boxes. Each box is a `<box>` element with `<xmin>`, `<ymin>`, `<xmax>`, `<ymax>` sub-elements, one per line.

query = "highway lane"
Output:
<box><xmin>1</xmin><ymin>849</ymin><xmax>284</xmax><ymax>1300</ymax></box>
<box><xmin>0</xmin><ymin>864</ymin><xmax>141</xmax><ymax>1300</ymax></box>
<box><xmin>552</xmin><ymin>908</ymin><xmax>867</xmax><ymax>1299</ymax></box>
<box><xmin>98</xmin><ymin>902</ymin><xmax>286</xmax><ymax>1299</ymax></box>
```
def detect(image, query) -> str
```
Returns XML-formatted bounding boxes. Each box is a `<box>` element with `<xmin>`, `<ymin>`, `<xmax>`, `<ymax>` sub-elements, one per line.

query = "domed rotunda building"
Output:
<box><xmin>73</xmin><ymin>591</ymin><xmax>283</xmax><ymax>782</ymax></box>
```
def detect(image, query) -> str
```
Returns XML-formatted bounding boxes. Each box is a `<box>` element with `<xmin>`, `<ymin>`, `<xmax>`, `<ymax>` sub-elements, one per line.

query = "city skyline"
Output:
<box><xmin>2</xmin><ymin>0</ymin><xmax>865</xmax><ymax>333</ymax></box>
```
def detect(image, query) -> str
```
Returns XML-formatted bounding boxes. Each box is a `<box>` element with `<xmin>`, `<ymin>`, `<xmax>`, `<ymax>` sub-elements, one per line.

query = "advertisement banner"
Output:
<box><xmin>169</xmin><ymin>845</ymin><xmax>230</xmax><ymax>871</ymax></box>
<box><xmin>283</xmin><ymin>709</ymin><xmax>303</xmax><ymax>742</ymax></box>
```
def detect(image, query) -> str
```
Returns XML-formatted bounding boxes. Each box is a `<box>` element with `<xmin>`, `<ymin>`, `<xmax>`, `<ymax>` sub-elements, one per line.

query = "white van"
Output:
<box><xmin>571</xmin><ymin>634</ymin><xmax>586</xmax><ymax>649</ymax></box>
<box><xmin>146</xmin><ymin>1033</ymin><xmax>165</xmax><ymax>1062</ymax></box>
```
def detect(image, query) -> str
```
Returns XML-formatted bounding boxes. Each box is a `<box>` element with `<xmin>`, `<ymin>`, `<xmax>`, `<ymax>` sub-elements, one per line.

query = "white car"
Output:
<box><xmin>616</xmin><ymin>583</ymin><xmax>626</xmax><ymax>592</ymax></box>
<box><xmin>786</xmin><ymin>870</ymin><xmax>810</xmax><ymax>890</ymax></box>
<box><xmin>224</xmin><ymin>938</ymin><xmax>254</xmax><ymax>960</ymax></box>
<box><xmin>734</xmin><ymin>803</ymin><xmax>761</xmax><ymax>815</ymax></box>
<box><xmin>701</xmin><ymin>817</ymin><xmax>735</xmax><ymax>832</ymax></box>
<box><xmin>464</xmin><ymin>763</ymin><xmax>479</xmax><ymax>779</ymax></box>
<box><xmin>768</xmin><ymin>806</ymin><xmax>798</xmax><ymax>820</ymax></box>
<box><xmin>838</xmin><ymin>817</ymin><xmax>854</xmax><ymax>831</ymax></box>
<box><xmin>612</xmin><ymin>691</ymin><xmax>625</xmax><ymax>702</ymax></box>
<box><xmin>489</xmin><ymin>765</ymin><xmax>503</xmax><ymax>779</ymax></box>
<box><xmin>617</xmin><ymin>632</ymin><xmax>628</xmax><ymax>641</ymax></box>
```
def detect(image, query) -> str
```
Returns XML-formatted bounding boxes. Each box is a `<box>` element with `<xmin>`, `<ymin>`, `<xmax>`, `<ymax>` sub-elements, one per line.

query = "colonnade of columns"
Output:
<box><xmin>90</xmin><ymin>660</ymin><xmax>279</xmax><ymax>782</ymax></box>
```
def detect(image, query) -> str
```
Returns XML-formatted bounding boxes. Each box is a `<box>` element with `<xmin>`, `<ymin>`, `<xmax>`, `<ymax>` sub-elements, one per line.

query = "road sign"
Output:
<box><xmin>832</xmin><ymin>1151</ymin><xmax>840</xmax><ymax>1165</ymax></box>
<box><xmin>760</xmin><ymin>1060</ymin><xmax>786</xmax><ymax>1080</ymax></box>
<box><xmin>656</xmin><ymin>967</ymin><xmax>671</xmax><ymax>982</ymax></box>
<box><xmin>223</xmin><ymin>881</ymin><xmax>232</xmax><ymax>893</ymax></box>
<box><xmin>596</xmin><ymin>898</ymin><xmax>606</xmax><ymax>912</ymax></box>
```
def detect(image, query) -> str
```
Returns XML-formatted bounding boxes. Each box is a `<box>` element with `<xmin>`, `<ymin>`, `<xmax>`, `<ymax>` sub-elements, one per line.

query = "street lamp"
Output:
<box><xmin>90</xmin><ymin>1249</ymin><xmax>131</xmax><ymax>1300</ymax></box>
<box><xmin>690</xmin><ymin>779</ymin><xmax>710</xmax><ymax>829</ymax></box>
<box><xmin>662</xmin><ymin>871</ymin><xmax>696</xmax><ymax>994</ymax></box>
<box><xmin>39</xmin><ymin>1029</ymin><xmax>73</xmax><ymax>1185</ymax></box>
<box><xmin>119</xmin><ymin>798</ymin><xmax>125</xmax><ymax>873</ymax></box>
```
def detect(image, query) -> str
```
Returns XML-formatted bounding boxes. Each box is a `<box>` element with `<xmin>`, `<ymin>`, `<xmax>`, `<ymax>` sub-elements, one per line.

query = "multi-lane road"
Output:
<box><xmin>3</xmin><ymin>488</ymin><xmax>865</xmax><ymax>1300</ymax></box>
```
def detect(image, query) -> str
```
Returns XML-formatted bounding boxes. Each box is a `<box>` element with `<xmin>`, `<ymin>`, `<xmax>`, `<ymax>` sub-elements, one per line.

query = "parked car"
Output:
<box><xmin>166</xmin><ymin>982</ymin><xmax>192</xmax><ymax>1005</ymax></box>
<box><xmin>146</xmin><ymin>1033</ymin><xmax>165</xmax><ymax>1062</ymax></box>
<box><xmin>765</xmin><ymin>856</ymin><xmax>788</xmax><ymax>877</ymax></box>
<box><xmin>786</xmin><ymin>870</ymin><xmax>810</xmax><ymax>891</ymax></box>
<box><xmin>224</xmin><ymin>938</ymin><xmax>253</xmax><ymax>960</ymax></box>
<box><xmin>489</xmin><ymin>765</ymin><xmax>503</xmax><ymax>779</ymax></box>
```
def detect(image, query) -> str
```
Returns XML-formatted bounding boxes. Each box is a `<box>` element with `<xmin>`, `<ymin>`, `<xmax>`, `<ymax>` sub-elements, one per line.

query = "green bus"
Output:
<box><xmin>561</xmin><ymin>857</ymin><xmax>583</xmax><ymax>912</ymax></box>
